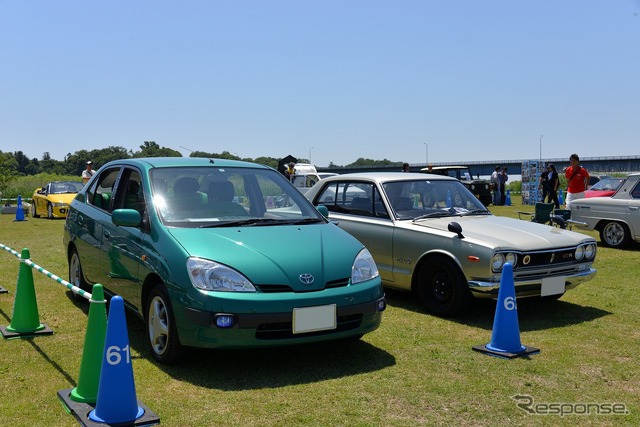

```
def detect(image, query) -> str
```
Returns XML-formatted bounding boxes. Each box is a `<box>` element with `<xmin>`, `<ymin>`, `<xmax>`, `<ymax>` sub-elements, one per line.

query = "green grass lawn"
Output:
<box><xmin>0</xmin><ymin>200</ymin><xmax>638</xmax><ymax>426</ymax></box>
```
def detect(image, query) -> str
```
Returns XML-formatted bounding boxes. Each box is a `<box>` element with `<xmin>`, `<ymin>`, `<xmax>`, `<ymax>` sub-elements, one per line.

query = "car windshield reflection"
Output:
<box><xmin>149</xmin><ymin>166</ymin><xmax>323</xmax><ymax>227</ymax></box>
<box><xmin>382</xmin><ymin>180</ymin><xmax>489</xmax><ymax>220</ymax></box>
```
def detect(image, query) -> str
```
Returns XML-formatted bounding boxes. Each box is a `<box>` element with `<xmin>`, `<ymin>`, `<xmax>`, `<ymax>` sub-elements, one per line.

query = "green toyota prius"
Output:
<box><xmin>63</xmin><ymin>157</ymin><xmax>385</xmax><ymax>364</ymax></box>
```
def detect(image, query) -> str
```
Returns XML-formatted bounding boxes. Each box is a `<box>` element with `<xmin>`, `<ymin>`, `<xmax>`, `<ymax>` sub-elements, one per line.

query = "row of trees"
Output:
<box><xmin>0</xmin><ymin>141</ymin><xmax>403</xmax><ymax>198</ymax></box>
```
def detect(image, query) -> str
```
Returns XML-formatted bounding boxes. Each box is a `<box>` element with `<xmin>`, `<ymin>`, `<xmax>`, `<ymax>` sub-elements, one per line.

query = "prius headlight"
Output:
<box><xmin>352</xmin><ymin>248</ymin><xmax>379</xmax><ymax>284</ymax></box>
<box><xmin>187</xmin><ymin>258</ymin><xmax>256</xmax><ymax>292</ymax></box>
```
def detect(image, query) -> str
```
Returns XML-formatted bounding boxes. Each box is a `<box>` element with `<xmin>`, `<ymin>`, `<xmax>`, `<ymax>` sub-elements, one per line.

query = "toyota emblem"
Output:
<box><xmin>299</xmin><ymin>274</ymin><xmax>314</xmax><ymax>285</ymax></box>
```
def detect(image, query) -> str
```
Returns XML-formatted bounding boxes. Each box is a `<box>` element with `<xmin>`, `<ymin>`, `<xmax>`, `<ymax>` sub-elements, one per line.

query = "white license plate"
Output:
<box><xmin>292</xmin><ymin>304</ymin><xmax>337</xmax><ymax>334</ymax></box>
<box><xmin>541</xmin><ymin>276</ymin><xmax>566</xmax><ymax>296</ymax></box>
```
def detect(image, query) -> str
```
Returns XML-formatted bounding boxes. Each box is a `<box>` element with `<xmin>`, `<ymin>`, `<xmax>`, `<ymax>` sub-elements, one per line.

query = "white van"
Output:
<box><xmin>290</xmin><ymin>163</ymin><xmax>321</xmax><ymax>194</ymax></box>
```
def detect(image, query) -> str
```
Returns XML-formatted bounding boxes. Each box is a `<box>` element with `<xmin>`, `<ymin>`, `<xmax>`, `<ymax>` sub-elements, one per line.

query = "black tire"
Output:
<box><xmin>47</xmin><ymin>203</ymin><xmax>54</xmax><ymax>219</ymax></box>
<box><xmin>31</xmin><ymin>202</ymin><xmax>40</xmax><ymax>218</ymax></box>
<box><xmin>599</xmin><ymin>221</ymin><xmax>630</xmax><ymax>248</ymax></box>
<box><xmin>145</xmin><ymin>284</ymin><xmax>183</xmax><ymax>364</ymax></box>
<box><xmin>69</xmin><ymin>248</ymin><xmax>91</xmax><ymax>301</ymax></box>
<box><xmin>417</xmin><ymin>255</ymin><xmax>472</xmax><ymax>317</ymax></box>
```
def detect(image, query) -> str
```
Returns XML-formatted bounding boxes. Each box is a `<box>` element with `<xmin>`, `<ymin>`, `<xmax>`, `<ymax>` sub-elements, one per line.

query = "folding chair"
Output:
<box><xmin>517</xmin><ymin>202</ymin><xmax>555</xmax><ymax>225</ymax></box>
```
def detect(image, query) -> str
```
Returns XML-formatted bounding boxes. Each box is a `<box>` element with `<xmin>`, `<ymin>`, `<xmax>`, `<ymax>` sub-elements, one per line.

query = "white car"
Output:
<box><xmin>569</xmin><ymin>173</ymin><xmax>640</xmax><ymax>248</ymax></box>
<box><xmin>305</xmin><ymin>172</ymin><xmax>597</xmax><ymax>316</ymax></box>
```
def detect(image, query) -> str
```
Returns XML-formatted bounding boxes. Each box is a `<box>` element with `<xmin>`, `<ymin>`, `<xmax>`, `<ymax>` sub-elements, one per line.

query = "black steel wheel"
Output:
<box><xmin>417</xmin><ymin>255</ymin><xmax>472</xmax><ymax>317</ymax></box>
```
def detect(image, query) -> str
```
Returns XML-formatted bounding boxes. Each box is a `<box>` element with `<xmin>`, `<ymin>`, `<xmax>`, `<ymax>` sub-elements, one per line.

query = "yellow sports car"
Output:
<box><xmin>31</xmin><ymin>181</ymin><xmax>84</xmax><ymax>219</ymax></box>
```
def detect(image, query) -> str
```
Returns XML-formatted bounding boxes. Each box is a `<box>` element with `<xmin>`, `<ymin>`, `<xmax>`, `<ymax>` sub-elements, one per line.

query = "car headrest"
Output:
<box><xmin>174</xmin><ymin>177</ymin><xmax>200</xmax><ymax>194</ymax></box>
<box><xmin>207</xmin><ymin>181</ymin><xmax>235</xmax><ymax>202</ymax></box>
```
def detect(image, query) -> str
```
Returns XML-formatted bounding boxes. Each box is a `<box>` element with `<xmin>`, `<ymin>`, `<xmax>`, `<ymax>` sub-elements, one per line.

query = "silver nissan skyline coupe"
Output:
<box><xmin>305</xmin><ymin>172</ymin><xmax>597</xmax><ymax>317</ymax></box>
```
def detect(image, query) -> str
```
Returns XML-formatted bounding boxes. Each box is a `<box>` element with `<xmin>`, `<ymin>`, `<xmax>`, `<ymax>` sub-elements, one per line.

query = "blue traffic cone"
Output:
<box><xmin>89</xmin><ymin>296</ymin><xmax>145</xmax><ymax>424</ymax></box>
<box><xmin>473</xmin><ymin>263</ymin><xmax>540</xmax><ymax>359</ymax></box>
<box><xmin>505</xmin><ymin>190</ymin><xmax>512</xmax><ymax>206</ymax></box>
<box><xmin>558</xmin><ymin>189</ymin><xmax>564</xmax><ymax>206</ymax></box>
<box><xmin>446</xmin><ymin>190</ymin><xmax>452</xmax><ymax>208</ymax></box>
<box><xmin>14</xmin><ymin>195</ymin><xmax>26</xmax><ymax>222</ymax></box>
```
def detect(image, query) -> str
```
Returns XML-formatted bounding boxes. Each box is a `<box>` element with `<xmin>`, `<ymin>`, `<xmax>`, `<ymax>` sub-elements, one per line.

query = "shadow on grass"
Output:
<box><xmin>159</xmin><ymin>339</ymin><xmax>396</xmax><ymax>391</ymax></box>
<box><xmin>382</xmin><ymin>288</ymin><xmax>612</xmax><ymax>332</ymax></box>
<box><xmin>64</xmin><ymin>291</ymin><xmax>396</xmax><ymax>391</ymax></box>
<box><xmin>596</xmin><ymin>240</ymin><xmax>640</xmax><ymax>252</ymax></box>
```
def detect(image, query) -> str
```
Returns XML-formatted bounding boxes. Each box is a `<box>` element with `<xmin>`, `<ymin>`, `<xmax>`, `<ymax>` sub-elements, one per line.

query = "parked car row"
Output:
<box><xmin>63</xmin><ymin>158</ymin><xmax>633</xmax><ymax>365</ymax></box>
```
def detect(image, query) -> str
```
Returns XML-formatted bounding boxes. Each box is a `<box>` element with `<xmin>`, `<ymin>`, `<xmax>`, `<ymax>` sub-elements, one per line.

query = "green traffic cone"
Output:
<box><xmin>69</xmin><ymin>284</ymin><xmax>108</xmax><ymax>404</ymax></box>
<box><xmin>0</xmin><ymin>248</ymin><xmax>53</xmax><ymax>338</ymax></box>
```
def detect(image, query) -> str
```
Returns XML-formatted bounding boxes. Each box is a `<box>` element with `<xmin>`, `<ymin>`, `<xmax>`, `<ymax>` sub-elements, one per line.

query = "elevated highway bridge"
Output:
<box><xmin>318</xmin><ymin>155</ymin><xmax>640</xmax><ymax>178</ymax></box>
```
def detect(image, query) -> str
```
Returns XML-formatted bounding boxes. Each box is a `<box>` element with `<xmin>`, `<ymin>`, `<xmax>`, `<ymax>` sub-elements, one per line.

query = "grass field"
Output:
<box><xmin>0</xmin><ymin>199</ymin><xmax>638</xmax><ymax>426</ymax></box>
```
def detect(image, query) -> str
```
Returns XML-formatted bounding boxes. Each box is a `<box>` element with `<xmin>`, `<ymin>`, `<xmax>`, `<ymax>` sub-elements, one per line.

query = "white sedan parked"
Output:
<box><xmin>569</xmin><ymin>173</ymin><xmax>640</xmax><ymax>248</ymax></box>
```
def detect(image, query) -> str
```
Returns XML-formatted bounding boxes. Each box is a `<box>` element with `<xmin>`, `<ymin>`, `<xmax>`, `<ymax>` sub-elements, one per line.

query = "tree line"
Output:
<box><xmin>0</xmin><ymin>141</ymin><xmax>403</xmax><ymax>198</ymax></box>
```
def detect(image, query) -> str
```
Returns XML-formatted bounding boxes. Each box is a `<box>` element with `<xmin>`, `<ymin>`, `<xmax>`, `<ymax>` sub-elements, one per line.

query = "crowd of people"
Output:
<box><xmin>466</xmin><ymin>153</ymin><xmax>589</xmax><ymax>210</ymax></box>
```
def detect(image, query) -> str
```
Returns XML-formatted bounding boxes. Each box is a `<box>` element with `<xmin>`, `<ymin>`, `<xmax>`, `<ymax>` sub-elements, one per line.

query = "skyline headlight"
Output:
<box><xmin>352</xmin><ymin>248</ymin><xmax>379</xmax><ymax>284</ymax></box>
<box><xmin>491</xmin><ymin>253</ymin><xmax>505</xmax><ymax>271</ymax></box>
<box><xmin>585</xmin><ymin>243</ymin><xmax>596</xmax><ymax>260</ymax></box>
<box><xmin>575</xmin><ymin>245</ymin><xmax>585</xmax><ymax>261</ymax></box>
<box><xmin>187</xmin><ymin>258</ymin><xmax>256</xmax><ymax>292</ymax></box>
<box><xmin>505</xmin><ymin>252</ymin><xmax>517</xmax><ymax>266</ymax></box>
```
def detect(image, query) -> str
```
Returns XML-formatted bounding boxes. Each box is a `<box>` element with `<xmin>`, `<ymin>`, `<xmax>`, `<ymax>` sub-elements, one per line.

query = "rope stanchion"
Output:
<box><xmin>58</xmin><ymin>284</ymin><xmax>108</xmax><ymax>411</ymax></box>
<box><xmin>0</xmin><ymin>243</ymin><xmax>92</xmax><ymax>301</ymax></box>
<box><xmin>1</xmin><ymin>243</ymin><xmax>159</xmax><ymax>425</ymax></box>
<box><xmin>0</xmin><ymin>243</ymin><xmax>20</xmax><ymax>294</ymax></box>
<box><xmin>0</xmin><ymin>248</ymin><xmax>53</xmax><ymax>338</ymax></box>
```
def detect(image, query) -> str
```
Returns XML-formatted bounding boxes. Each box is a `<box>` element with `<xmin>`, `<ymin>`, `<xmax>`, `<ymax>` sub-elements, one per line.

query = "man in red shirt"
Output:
<box><xmin>564</xmin><ymin>153</ymin><xmax>590</xmax><ymax>209</ymax></box>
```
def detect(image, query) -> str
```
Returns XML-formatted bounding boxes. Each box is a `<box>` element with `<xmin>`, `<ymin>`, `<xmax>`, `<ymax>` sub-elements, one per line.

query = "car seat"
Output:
<box><xmin>206</xmin><ymin>181</ymin><xmax>247</xmax><ymax>216</ymax></box>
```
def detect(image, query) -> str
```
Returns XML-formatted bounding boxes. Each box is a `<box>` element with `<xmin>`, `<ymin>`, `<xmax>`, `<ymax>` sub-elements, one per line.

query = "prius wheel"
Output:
<box><xmin>47</xmin><ymin>203</ymin><xmax>54</xmax><ymax>219</ymax></box>
<box><xmin>69</xmin><ymin>248</ymin><xmax>91</xmax><ymax>301</ymax></box>
<box><xmin>600</xmin><ymin>221</ymin><xmax>630</xmax><ymax>248</ymax></box>
<box><xmin>417</xmin><ymin>255</ymin><xmax>471</xmax><ymax>317</ymax></box>
<box><xmin>31</xmin><ymin>202</ymin><xmax>40</xmax><ymax>218</ymax></box>
<box><xmin>146</xmin><ymin>284</ymin><xmax>183</xmax><ymax>364</ymax></box>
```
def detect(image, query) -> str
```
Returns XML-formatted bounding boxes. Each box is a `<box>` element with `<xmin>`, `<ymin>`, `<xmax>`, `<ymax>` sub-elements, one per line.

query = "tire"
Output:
<box><xmin>599</xmin><ymin>221</ymin><xmax>630</xmax><ymax>248</ymax></box>
<box><xmin>31</xmin><ymin>202</ymin><xmax>40</xmax><ymax>218</ymax></box>
<box><xmin>146</xmin><ymin>284</ymin><xmax>183</xmax><ymax>364</ymax></box>
<box><xmin>417</xmin><ymin>255</ymin><xmax>472</xmax><ymax>317</ymax></box>
<box><xmin>69</xmin><ymin>248</ymin><xmax>91</xmax><ymax>301</ymax></box>
<box><xmin>47</xmin><ymin>203</ymin><xmax>54</xmax><ymax>219</ymax></box>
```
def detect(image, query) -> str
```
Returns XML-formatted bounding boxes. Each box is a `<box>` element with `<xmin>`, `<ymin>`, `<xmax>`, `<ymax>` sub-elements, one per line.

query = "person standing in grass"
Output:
<box><xmin>82</xmin><ymin>160</ymin><xmax>96</xmax><ymax>184</ymax></box>
<box><xmin>563</xmin><ymin>154</ymin><xmax>589</xmax><ymax>209</ymax></box>
<box><xmin>546</xmin><ymin>164</ymin><xmax>560</xmax><ymax>208</ymax></box>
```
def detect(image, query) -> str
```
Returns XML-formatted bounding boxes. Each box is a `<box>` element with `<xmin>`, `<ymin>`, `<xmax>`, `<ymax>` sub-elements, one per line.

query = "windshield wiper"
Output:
<box><xmin>291</xmin><ymin>217</ymin><xmax>324</xmax><ymax>225</ymax></box>
<box><xmin>461</xmin><ymin>209</ymin><xmax>491</xmax><ymax>216</ymax></box>
<box><xmin>199</xmin><ymin>218</ymin><xmax>280</xmax><ymax>228</ymax></box>
<box><xmin>199</xmin><ymin>218</ymin><xmax>322</xmax><ymax>228</ymax></box>
<box><xmin>412</xmin><ymin>210</ymin><xmax>455</xmax><ymax>221</ymax></box>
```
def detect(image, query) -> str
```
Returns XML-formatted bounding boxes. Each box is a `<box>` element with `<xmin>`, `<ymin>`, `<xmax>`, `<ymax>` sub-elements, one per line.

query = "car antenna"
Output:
<box><xmin>180</xmin><ymin>145</ymin><xmax>215</xmax><ymax>164</ymax></box>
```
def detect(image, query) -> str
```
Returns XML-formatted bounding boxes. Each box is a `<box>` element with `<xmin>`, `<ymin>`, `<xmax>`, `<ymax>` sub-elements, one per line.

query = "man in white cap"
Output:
<box><xmin>82</xmin><ymin>161</ymin><xmax>96</xmax><ymax>184</ymax></box>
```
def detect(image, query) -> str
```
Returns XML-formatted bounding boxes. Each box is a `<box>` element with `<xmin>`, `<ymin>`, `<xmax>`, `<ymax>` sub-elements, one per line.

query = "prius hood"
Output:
<box><xmin>411</xmin><ymin>215</ymin><xmax>594</xmax><ymax>250</ymax></box>
<box><xmin>166</xmin><ymin>224</ymin><xmax>363</xmax><ymax>291</ymax></box>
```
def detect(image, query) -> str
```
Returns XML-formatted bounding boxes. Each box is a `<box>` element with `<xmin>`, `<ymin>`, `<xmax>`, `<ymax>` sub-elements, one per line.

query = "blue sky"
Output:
<box><xmin>1</xmin><ymin>1</ymin><xmax>639</xmax><ymax>167</ymax></box>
